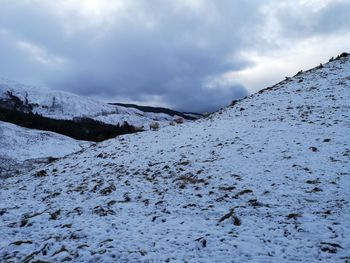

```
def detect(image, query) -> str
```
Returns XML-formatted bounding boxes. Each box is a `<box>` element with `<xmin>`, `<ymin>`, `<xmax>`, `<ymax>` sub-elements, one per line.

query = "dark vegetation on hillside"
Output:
<box><xmin>0</xmin><ymin>106</ymin><xmax>137</xmax><ymax>142</ymax></box>
<box><xmin>110</xmin><ymin>103</ymin><xmax>199</xmax><ymax>120</ymax></box>
<box><xmin>328</xmin><ymin>52</ymin><xmax>349</xmax><ymax>62</ymax></box>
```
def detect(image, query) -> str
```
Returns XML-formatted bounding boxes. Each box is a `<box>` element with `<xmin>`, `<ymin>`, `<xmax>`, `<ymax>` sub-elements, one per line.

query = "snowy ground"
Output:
<box><xmin>0</xmin><ymin>56</ymin><xmax>349</xmax><ymax>262</ymax></box>
<box><xmin>0</xmin><ymin>121</ymin><xmax>90</xmax><ymax>178</ymax></box>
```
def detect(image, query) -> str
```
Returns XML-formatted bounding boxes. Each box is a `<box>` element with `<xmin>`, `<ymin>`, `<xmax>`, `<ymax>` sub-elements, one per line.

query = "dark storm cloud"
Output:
<box><xmin>1</xmin><ymin>0</ymin><xmax>350</xmax><ymax>112</ymax></box>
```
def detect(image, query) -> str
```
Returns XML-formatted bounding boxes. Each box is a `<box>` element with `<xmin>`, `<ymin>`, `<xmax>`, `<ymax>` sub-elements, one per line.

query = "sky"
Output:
<box><xmin>0</xmin><ymin>0</ymin><xmax>350</xmax><ymax>112</ymax></box>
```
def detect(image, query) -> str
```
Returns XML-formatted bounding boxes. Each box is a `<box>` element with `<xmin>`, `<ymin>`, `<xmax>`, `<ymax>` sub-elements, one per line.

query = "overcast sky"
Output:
<box><xmin>0</xmin><ymin>0</ymin><xmax>350</xmax><ymax>112</ymax></box>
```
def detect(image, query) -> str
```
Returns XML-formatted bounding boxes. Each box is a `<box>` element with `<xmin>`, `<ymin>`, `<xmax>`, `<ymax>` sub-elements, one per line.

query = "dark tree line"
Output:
<box><xmin>110</xmin><ymin>103</ymin><xmax>199</xmax><ymax>120</ymax></box>
<box><xmin>0</xmin><ymin>106</ymin><xmax>137</xmax><ymax>142</ymax></box>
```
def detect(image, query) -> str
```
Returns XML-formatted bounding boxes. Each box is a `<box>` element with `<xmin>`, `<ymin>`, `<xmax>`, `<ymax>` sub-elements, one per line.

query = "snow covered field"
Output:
<box><xmin>0</xmin><ymin>121</ymin><xmax>90</xmax><ymax>178</ymax></box>
<box><xmin>0</xmin><ymin>55</ymin><xmax>349</xmax><ymax>261</ymax></box>
<box><xmin>0</xmin><ymin>121</ymin><xmax>89</xmax><ymax>162</ymax></box>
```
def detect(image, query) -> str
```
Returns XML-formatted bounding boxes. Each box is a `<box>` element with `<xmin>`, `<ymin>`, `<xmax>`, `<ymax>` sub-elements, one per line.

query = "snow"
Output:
<box><xmin>0</xmin><ymin>121</ymin><xmax>90</xmax><ymax>178</ymax></box>
<box><xmin>0</xmin><ymin>56</ymin><xmax>350</xmax><ymax>262</ymax></box>
<box><xmin>0</xmin><ymin>79</ymin><xmax>185</xmax><ymax>128</ymax></box>
<box><xmin>0</xmin><ymin>121</ymin><xmax>89</xmax><ymax>162</ymax></box>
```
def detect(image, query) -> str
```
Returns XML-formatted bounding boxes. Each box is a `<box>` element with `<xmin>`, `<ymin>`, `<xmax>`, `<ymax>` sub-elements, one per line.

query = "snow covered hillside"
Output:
<box><xmin>0</xmin><ymin>79</ymin><xmax>189</xmax><ymax>128</ymax></box>
<box><xmin>0</xmin><ymin>54</ymin><xmax>350</xmax><ymax>262</ymax></box>
<box><xmin>0</xmin><ymin>121</ymin><xmax>90</xmax><ymax>178</ymax></box>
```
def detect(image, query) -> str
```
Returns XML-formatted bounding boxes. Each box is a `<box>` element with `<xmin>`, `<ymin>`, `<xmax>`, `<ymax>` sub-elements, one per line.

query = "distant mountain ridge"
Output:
<box><xmin>0</xmin><ymin>79</ymin><xmax>198</xmax><ymax>140</ymax></box>
<box><xmin>110</xmin><ymin>102</ymin><xmax>200</xmax><ymax>120</ymax></box>
<box><xmin>0</xmin><ymin>79</ymin><xmax>195</xmax><ymax>127</ymax></box>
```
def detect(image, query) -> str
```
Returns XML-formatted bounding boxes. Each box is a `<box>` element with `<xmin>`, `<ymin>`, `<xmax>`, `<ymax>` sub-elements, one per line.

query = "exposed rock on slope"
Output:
<box><xmin>0</xmin><ymin>55</ymin><xmax>349</xmax><ymax>261</ymax></box>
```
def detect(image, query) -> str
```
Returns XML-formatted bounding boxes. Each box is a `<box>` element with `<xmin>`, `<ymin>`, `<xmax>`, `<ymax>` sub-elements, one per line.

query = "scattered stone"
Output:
<box><xmin>35</xmin><ymin>170</ymin><xmax>47</xmax><ymax>177</ymax></box>
<box><xmin>93</xmin><ymin>206</ymin><xmax>115</xmax><ymax>216</ymax></box>
<box><xmin>100</xmin><ymin>184</ymin><xmax>116</xmax><ymax>195</ymax></box>
<box><xmin>235</xmin><ymin>189</ymin><xmax>253</xmax><ymax>198</ymax></box>
<box><xmin>320</xmin><ymin>242</ymin><xmax>343</xmax><ymax>254</ymax></box>
<box><xmin>309</xmin><ymin>147</ymin><xmax>318</xmax><ymax>152</ymax></box>
<box><xmin>306</xmin><ymin>179</ymin><xmax>320</xmax><ymax>184</ymax></box>
<box><xmin>287</xmin><ymin>213</ymin><xmax>302</xmax><ymax>220</ymax></box>
<box><xmin>10</xmin><ymin>240</ymin><xmax>33</xmax><ymax>246</ymax></box>
<box><xmin>218</xmin><ymin>208</ymin><xmax>241</xmax><ymax>226</ymax></box>
<box><xmin>50</xmin><ymin>209</ymin><xmax>61</xmax><ymax>220</ymax></box>
<box><xmin>218</xmin><ymin>186</ymin><xmax>235</xmax><ymax>191</ymax></box>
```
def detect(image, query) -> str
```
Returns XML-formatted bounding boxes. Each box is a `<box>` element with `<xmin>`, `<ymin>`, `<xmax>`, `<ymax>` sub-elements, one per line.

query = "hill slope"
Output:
<box><xmin>0</xmin><ymin>121</ymin><xmax>90</xmax><ymax>178</ymax></box>
<box><xmin>0</xmin><ymin>55</ymin><xmax>349</xmax><ymax>262</ymax></box>
<box><xmin>0</xmin><ymin>79</ymin><xmax>189</xmax><ymax>129</ymax></box>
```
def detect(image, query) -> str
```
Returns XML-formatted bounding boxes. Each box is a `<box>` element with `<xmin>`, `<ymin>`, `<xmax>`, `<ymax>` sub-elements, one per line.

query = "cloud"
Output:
<box><xmin>260</xmin><ymin>0</ymin><xmax>350</xmax><ymax>40</ymax></box>
<box><xmin>226</xmin><ymin>33</ymin><xmax>350</xmax><ymax>93</ymax></box>
<box><xmin>16</xmin><ymin>40</ymin><xmax>67</xmax><ymax>66</ymax></box>
<box><xmin>0</xmin><ymin>0</ymin><xmax>349</xmax><ymax>112</ymax></box>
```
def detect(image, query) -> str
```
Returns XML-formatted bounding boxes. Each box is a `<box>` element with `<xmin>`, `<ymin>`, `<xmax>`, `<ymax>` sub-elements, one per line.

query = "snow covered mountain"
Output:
<box><xmin>0</xmin><ymin>53</ymin><xmax>349</xmax><ymax>262</ymax></box>
<box><xmin>0</xmin><ymin>79</ymin><xmax>192</xmax><ymax>129</ymax></box>
<box><xmin>0</xmin><ymin>121</ymin><xmax>90</xmax><ymax>178</ymax></box>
